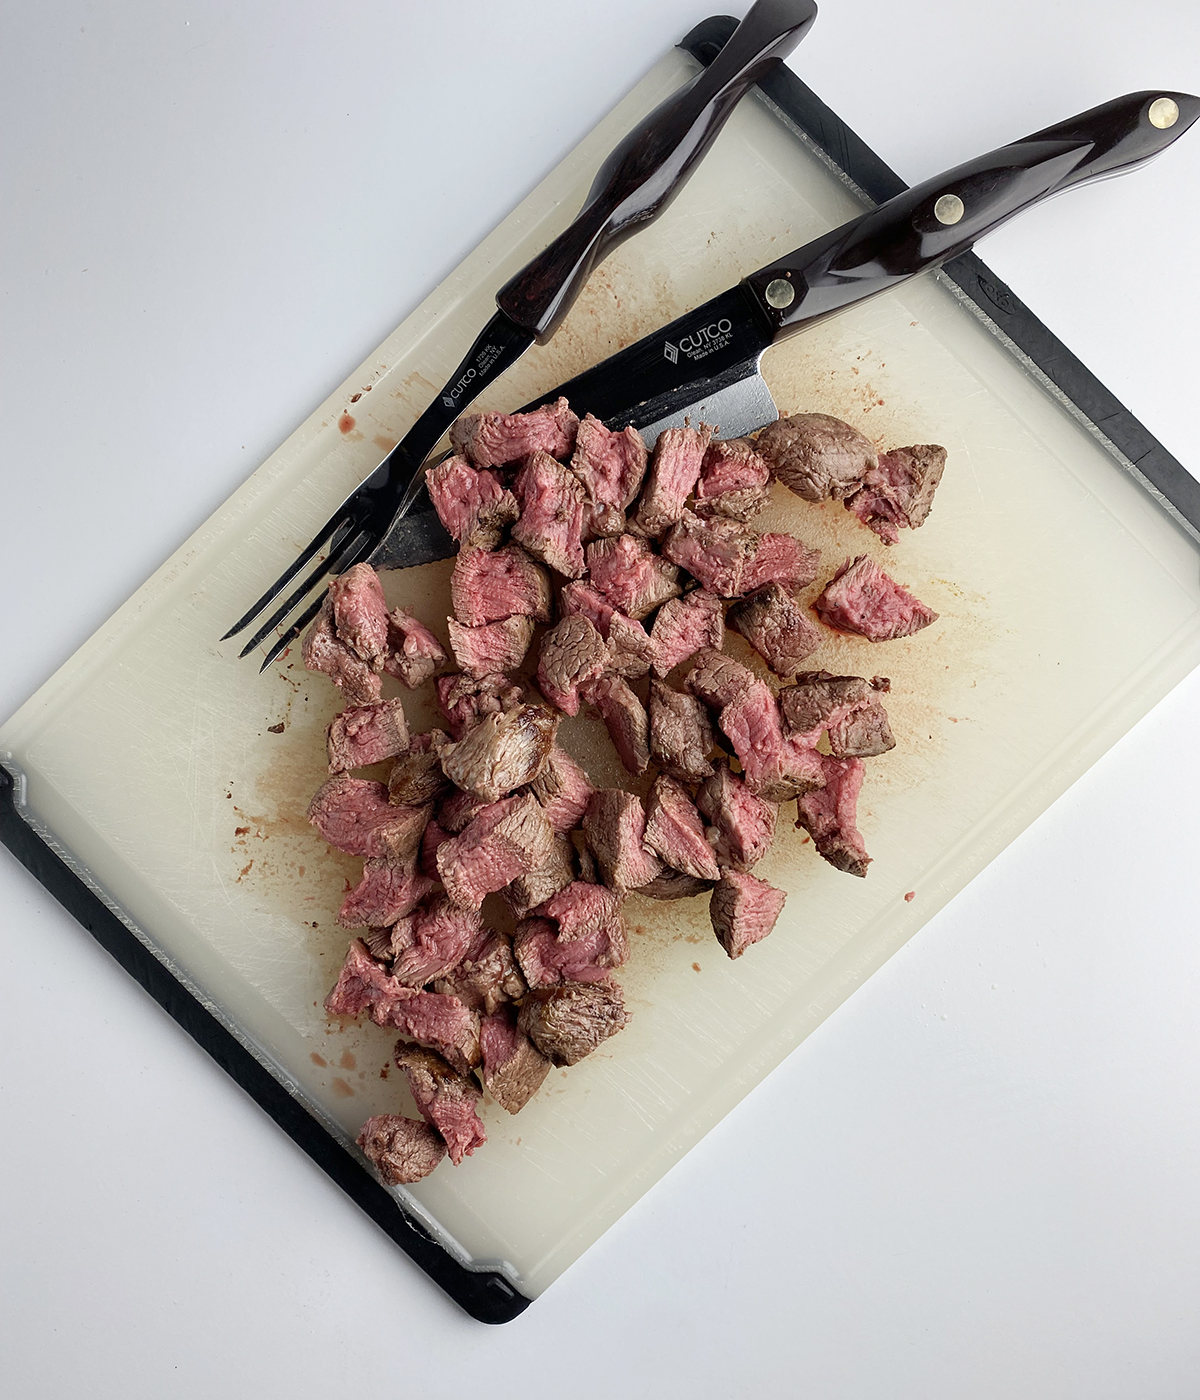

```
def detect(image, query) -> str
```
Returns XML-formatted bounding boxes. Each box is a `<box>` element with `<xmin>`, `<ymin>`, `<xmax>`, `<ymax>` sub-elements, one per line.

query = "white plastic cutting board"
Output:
<box><xmin>3</xmin><ymin>48</ymin><xmax>1199</xmax><ymax>1298</ymax></box>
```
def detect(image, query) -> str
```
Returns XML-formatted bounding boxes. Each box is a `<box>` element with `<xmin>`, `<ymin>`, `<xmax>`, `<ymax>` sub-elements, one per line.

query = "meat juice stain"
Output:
<box><xmin>338</xmin><ymin>1050</ymin><xmax>356</xmax><ymax>1070</ymax></box>
<box><xmin>338</xmin><ymin>413</ymin><xmax>356</xmax><ymax>434</ymax></box>
<box><xmin>310</xmin><ymin>1053</ymin><xmax>327</xmax><ymax>1068</ymax></box>
<box><xmin>332</xmin><ymin>1077</ymin><xmax>355</xmax><ymax>1098</ymax></box>
<box><xmin>904</xmin><ymin>891</ymin><xmax>916</xmax><ymax>903</ymax></box>
<box><xmin>692</xmin><ymin>962</ymin><xmax>701</xmax><ymax>972</ymax></box>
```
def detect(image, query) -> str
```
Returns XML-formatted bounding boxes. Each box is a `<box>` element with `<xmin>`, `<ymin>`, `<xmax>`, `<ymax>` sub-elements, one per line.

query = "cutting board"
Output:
<box><xmin>3</xmin><ymin>36</ymin><xmax>1199</xmax><ymax>1309</ymax></box>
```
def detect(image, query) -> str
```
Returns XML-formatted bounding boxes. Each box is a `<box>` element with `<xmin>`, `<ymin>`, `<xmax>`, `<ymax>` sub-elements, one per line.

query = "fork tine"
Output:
<box><xmin>220</xmin><ymin>508</ymin><xmax>355</xmax><ymax>642</ymax></box>
<box><xmin>253</xmin><ymin>529</ymin><xmax>375</xmax><ymax>672</ymax></box>
<box><xmin>235</xmin><ymin>519</ymin><xmax>358</xmax><ymax>659</ymax></box>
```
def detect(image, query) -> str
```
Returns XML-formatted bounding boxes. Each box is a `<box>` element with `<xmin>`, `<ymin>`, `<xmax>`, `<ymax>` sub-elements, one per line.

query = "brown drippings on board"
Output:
<box><xmin>332</xmin><ymin>1077</ymin><xmax>355</xmax><ymax>1098</ymax></box>
<box><xmin>339</xmin><ymin>1050</ymin><xmax>356</xmax><ymax>1070</ymax></box>
<box><xmin>310</xmin><ymin>1053</ymin><xmax>327</xmax><ymax>1067</ymax></box>
<box><xmin>692</xmin><ymin>962</ymin><xmax>701</xmax><ymax>972</ymax></box>
<box><xmin>338</xmin><ymin>413</ymin><xmax>356</xmax><ymax>434</ymax></box>
<box><xmin>267</xmin><ymin>722</ymin><xmax>285</xmax><ymax>734</ymax></box>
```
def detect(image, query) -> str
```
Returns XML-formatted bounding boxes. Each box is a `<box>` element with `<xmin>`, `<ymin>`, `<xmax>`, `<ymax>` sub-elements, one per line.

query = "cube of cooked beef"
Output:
<box><xmin>393</xmin><ymin>1043</ymin><xmax>486</xmax><ymax>1166</ymax></box>
<box><xmin>755</xmin><ymin>413</ymin><xmax>877</xmax><ymax>502</ymax></box>
<box><xmin>326</xmin><ymin>697</ymin><xmax>410</xmax><ymax>773</ymax></box>
<box><xmin>779</xmin><ymin>671</ymin><xmax>895</xmax><ymax>758</ymax></box>
<box><xmin>324</xmin><ymin>938</ymin><xmax>414</xmax><ymax>1018</ymax></box>
<box><xmin>389</xmin><ymin>734</ymin><xmax>453</xmax><ymax>807</ymax></box>
<box><xmin>813</xmin><ymin>555</ymin><xmax>938</xmax><ymax>641</ymax></box>
<box><xmin>513</xmin><ymin>908</ymin><xmax>629</xmax><ymax>988</ymax></box>
<box><xmin>529</xmin><ymin>746</ymin><xmax>595</xmax><ymax>833</ymax></box>
<box><xmin>638</xmin><ymin>868</ymin><xmax>717</xmax><ymax>900</ymax></box>
<box><xmin>661</xmin><ymin>511</ymin><xmax>757</xmax><ymax>596</ymax></box>
<box><xmin>696</xmin><ymin>437</ymin><xmax>771</xmax><ymax>499</ymax></box>
<box><xmin>435</xmin><ymin>671</ymin><xmax>526</xmax><ymax>739</ymax></box>
<box><xmin>650</xmin><ymin>589</ymin><xmax>724</xmax><ymax>677</ymax></box>
<box><xmin>710</xmin><ymin>870</ymin><xmax>787</xmax><ymax>959</ymax></box>
<box><xmin>844</xmin><ymin>443</ymin><xmax>947</xmax><ymax>543</ymax></box>
<box><xmin>519</xmin><ymin>980</ymin><xmax>629</xmax><ymax>1066</ymax></box>
<box><xmin>696</xmin><ymin>762</ymin><xmax>777</xmax><ymax>871</ymax></box>
<box><xmin>436</xmin><ymin>792</ymin><xmax>555</xmax><ymax>911</ymax></box>
<box><xmin>447</xmin><ymin>614</ymin><xmax>535</xmax><ymax>677</ymax></box>
<box><xmin>584</xmin><ymin>534</ymin><xmax>682</xmax><ymax>620</ymax></box>
<box><xmin>539</xmin><ymin>880</ymin><xmax>626</xmax><ymax>943</ymax></box>
<box><xmin>684</xmin><ymin>646</ymin><xmax>755</xmax><ymax>708</ymax></box>
<box><xmin>649</xmin><ymin>680</ymin><xmax>715</xmax><ymax>782</ymax></box>
<box><xmin>502</xmin><ymin>834</ymin><xmax>577</xmax><ymax>917</ymax></box>
<box><xmin>432</xmin><ymin>932</ymin><xmax>527</xmax><ymax>1016</ymax></box>
<box><xmin>582</xmin><ymin>789</ymin><xmax>662</xmax><ymax>892</ymax></box>
<box><xmin>362</xmin><ymin>924</ymin><xmax>397</xmax><ymax>962</ymax></box>
<box><xmin>560</xmin><ymin>579</ymin><xmax>618</xmax><ymax>635</ymax></box>
<box><xmin>573</xmin><ymin>836</ymin><xmax>601</xmax><ymax>885</ymax></box>
<box><xmin>741</xmin><ymin>534</ymin><xmax>821</xmax><ymax>595</ymax></box>
<box><xmin>426</xmin><ymin>455</ymin><xmax>520</xmax><ymax>551</ymax></box>
<box><xmin>329</xmin><ymin>563</ymin><xmax>390</xmax><ymax>664</ymax></box>
<box><xmin>391</xmin><ymin>895</ymin><xmax>482</xmax><ymax>987</ymax></box>
<box><xmin>511</xmin><ymin>450</ymin><xmax>587</xmax><ymax>578</ymax></box>
<box><xmin>302</xmin><ymin>596</ymin><xmax>383</xmax><ymax>706</ymax></box>
<box><xmin>632</xmin><ymin>424</ymin><xmax>713</xmax><ymax>537</ymax></box>
<box><xmin>450</xmin><ymin>396</ymin><xmax>579</xmax><ymax>468</ymax></box>
<box><xmin>419</xmin><ymin>818</ymin><xmax>451</xmax><ymax>878</ymax></box>
<box><xmin>579</xmin><ymin>674</ymin><xmax>650</xmax><ymax>776</ymax></box>
<box><xmin>307</xmin><ymin>774</ymin><xmax>428</xmax><ymax>860</ymax></box>
<box><xmin>536</xmin><ymin>615</ymin><xmax>609</xmax><ymax>716</ymax></box>
<box><xmin>605</xmin><ymin>612</ymin><xmax>657</xmax><ymax>678</ymax></box>
<box><xmin>382</xmin><ymin>607</ymin><xmax>448</xmax><ymax>689</ymax></box>
<box><xmin>436</xmin><ymin>787</ymin><xmax>491</xmax><ymax>834</ymax></box>
<box><xmin>479</xmin><ymin>1008</ymin><xmax>551</xmax><ymax>1114</ymax></box>
<box><xmin>693</xmin><ymin>484</ymin><xmax>771</xmax><ymax>523</ymax></box>
<box><xmin>338</xmin><ymin>856</ymin><xmax>437</xmax><ymax>929</ymax></box>
<box><xmin>718</xmin><ymin>680</ymin><xmax>824</xmax><ymax>802</ymax></box>
<box><xmin>727</xmin><ymin>584</ymin><xmax>822</xmax><ymax>677</ymax></box>
<box><xmin>357</xmin><ymin>1114</ymin><xmax>446</xmax><ymax>1184</ymax></box>
<box><xmin>643</xmin><ymin>774</ymin><xmax>721</xmax><ymax>881</ymax></box>
<box><xmin>450</xmin><ymin>545</ymin><xmax>552</xmax><ymax>627</ymax></box>
<box><xmin>569</xmin><ymin>412</ymin><xmax>649</xmax><ymax>537</ymax></box>
<box><xmin>439</xmin><ymin>703</ymin><xmax>559</xmax><ymax>803</ymax></box>
<box><xmin>796</xmin><ymin>755</ymin><xmax>871</xmax><ymax>877</ymax></box>
<box><xmin>381</xmin><ymin>990</ymin><xmax>482</xmax><ymax>1074</ymax></box>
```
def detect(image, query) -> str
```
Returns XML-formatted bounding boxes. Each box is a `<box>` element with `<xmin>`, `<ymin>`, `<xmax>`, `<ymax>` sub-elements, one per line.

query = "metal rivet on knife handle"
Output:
<box><xmin>765</xmin><ymin>277</ymin><xmax>796</xmax><ymax>308</ymax></box>
<box><xmin>934</xmin><ymin>193</ymin><xmax>965</xmax><ymax>225</ymax></box>
<box><xmin>1149</xmin><ymin>97</ymin><xmax>1180</xmax><ymax>129</ymax></box>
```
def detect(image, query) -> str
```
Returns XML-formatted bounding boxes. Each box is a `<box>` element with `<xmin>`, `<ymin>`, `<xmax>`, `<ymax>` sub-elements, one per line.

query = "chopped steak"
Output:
<box><xmin>582</xmin><ymin>789</ymin><xmax>662</xmax><ymax>892</ymax></box>
<box><xmin>779</xmin><ymin>671</ymin><xmax>895</xmax><ymax>759</ymax></box>
<box><xmin>383</xmin><ymin>989</ymin><xmax>482</xmax><ymax>1074</ymax></box>
<box><xmin>829</xmin><ymin>699</ymin><xmax>895</xmax><ymax>759</ymax></box>
<box><xmin>696</xmin><ymin>762</ymin><xmax>777</xmax><ymax>871</ymax></box>
<box><xmin>650</xmin><ymin>589</ymin><xmax>724</xmax><ymax>677</ymax></box>
<box><xmin>357</xmin><ymin>1114</ymin><xmax>446</xmax><ymax>1184</ymax></box>
<box><xmin>511</xmin><ymin>450</ymin><xmax>587</xmax><ymax>578</ymax></box>
<box><xmin>326</xmin><ymin>698</ymin><xmax>410</xmax><ymax>772</ymax></box>
<box><xmin>796</xmin><ymin>755</ymin><xmax>871</xmax><ymax>877</ymax></box>
<box><xmin>425</xmin><ymin>455</ymin><xmax>519</xmax><ymax>551</ymax></box>
<box><xmin>383</xmin><ymin>607</ymin><xmax>447</xmax><ymax>689</ymax></box>
<box><xmin>755</xmin><ymin>413</ymin><xmax>877</xmax><ymax>502</ymax></box>
<box><xmin>437</xmin><ymin>786</ymin><xmax>491</xmax><ymax>834</ymax></box>
<box><xmin>329</xmin><ymin>562</ymin><xmax>390</xmax><ymax>664</ymax></box>
<box><xmin>584</xmin><ymin>535</ymin><xmax>682</xmax><ymax>620</ymax></box>
<box><xmin>447</xmin><ymin>614</ymin><xmax>535</xmax><ymax>677</ymax></box>
<box><xmin>649</xmin><ymin>680</ymin><xmax>715</xmax><ymax>782</ymax></box>
<box><xmin>439</xmin><ymin>703</ymin><xmax>558</xmax><ymax>802</ymax></box>
<box><xmin>813</xmin><ymin>555</ymin><xmax>938</xmax><ymax>641</ymax></box>
<box><xmin>718</xmin><ymin>680</ymin><xmax>819</xmax><ymax>802</ymax></box>
<box><xmin>450</xmin><ymin>545</ymin><xmax>552</xmax><ymax>627</ymax></box>
<box><xmin>696</xmin><ymin>437</ymin><xmax>770</xmax><ymax>499</ymax></box>
<box><xmin>519</xmin><ymin>980</ymin><xmax>629</xmax><ymax>1066</ymax></box>
<box><xmin>664</xmin><ymin>514</ymin><xmax>818</xmax><ymax>598</ymax></box>
<box><xmin>643</xmin><ymin>774</ymin><xmax>721</xmax><ymax>881</ymax></box>
<box><xmin>727</xmin><ymin>584</ymin><xmax>822</xmax><ymax>677</ymax></box>
<box><xmin>710</xmin><ymin>870</ymin><xmax>787</xmax><ymax>959</ymax></box>
<box><xmin>435</xmin><ymin>671</ymin><xmax>525</xmax><ymax>739</ymax></box>
<box><xmin>638</xmin><ymin>868</ymin><xmax>716</xmax><ymax>900</ymax></box>
<box><xmin>436</xmin><ymin>791</ymin><xmax>555</xmax><ymax>911</ymax></box>
<box><xmin>569</xmin><ymin>412</ymin><xmax>649</xmax><ymax>537</ymax></box>
<box><xmin>560</xmin><ymin>579</ymin><xmax>618</xmax><ymax>636</ymax></box>
<box><xmin>419</xmin><ymin>817</ymin><xmax>452</xmax><ymax>878</ymax></box>
<box><xmin>580</xmin><ymin>674</ymin><xmax>650</xmax><ymax>775</ymax></box>
<box><xmin>684</xmin><ymin>647</ymin><xmax>756</xmax><ymax>708</ymax></box>
<box><xmin>302</xmin><ymin>596</ymin><xmax>383</xmax><ymax>706</ymax></box>
<box><xmin>513</xmin><ymin>910</ymin><xmax>629</xmax><ymax>988</ymax></box>
<box><xmin>529</xmin><ymin>746</ymin><xmax>595</xmax><ymax>832</ymax></box>
<box><xmin>536</xmin><ymin>615</ymin><xmax>609</xmax><ymax>716</ymax></box>
<box><xmin>393</xmin><ymin>1044</ymin><xmax>486</xmax><ymax>1166</ymax></box>
<box><xmin>693</xmin><ymin>484</ymin><xmax>771</xmax><ymax>522</ymax></box>
<box><xmin>606</xmin><ymin>612</ymin><xmax>657</xmax><ymax>678</ymax></box>
<box><xmin>741</xmin><ymin>534</ymin><xmax>821</xmax><ymax>595</ymax></box>
<box><xmin>324</xmin><ymin>939</ymin><xmax>414</xmax><ymax>1019</ymax></box>
<box><xmin>362</xmin><ymin>924</ymin><xmax>396</xmax><ymax>962</ymax></box>
<box><xmin>540</xmin><ymin>880</ymin><xmax>626</xmax><ymax>944</ymax></box>
<box><xmin>307</xmin><ymin>774</ymin><xmax>428</xmax><ymax>859</ymax></box>
<box><xmin>338</xmin><ymin>856</ymin><xmax>437</xmax><ymax>928</ymax></box>
<box><xmin>433</xmin><ymin>933</ymin><xmax>527</xmax><ymax>1016</ymax></box>
<box><xmin>391</xmin><ymin>895</ymin><xmax>482</xmax><ymax>986</ymax></box>
<box><xmin>450</xmin><ymin>395</ymin><xmax>579</xmax><ymax>468</ymax></box>
<box><xmin>503</xmin><ymin>833</ymin><xmax>577</xmax><ymax>917</ymax></box>
<box><xmin>845</xmin><ymin>443</ymin><xmax>947</xmax><ymax>544</ymax></box>
<box><xmin>388</xmin><ymin>736</ymin><xmax>453</xmax><ymax>807</ymax></box>
<box><xmin>632</xmin><ymin>424</ymin><xmax>713</xmax><ymax>537</ymax></box>
<box><xmin>479</xmin><ymin>1008</ymin><xmax>551</xmax><ymax>1114</ymax></box>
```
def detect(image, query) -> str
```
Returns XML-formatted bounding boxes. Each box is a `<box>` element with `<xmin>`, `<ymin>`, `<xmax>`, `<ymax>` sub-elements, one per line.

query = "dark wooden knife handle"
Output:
<box><xmin>495</xmin><ymin>0</ymin><xmax>817</xmax><ymax>343</ymax></box>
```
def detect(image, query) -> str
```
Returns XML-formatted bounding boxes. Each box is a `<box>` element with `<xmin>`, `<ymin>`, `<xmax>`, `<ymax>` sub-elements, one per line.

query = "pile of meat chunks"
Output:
<box><xmin>304</xmin><ymin>398</ymin><xmax>944</xmax><ymax>1186</ymax></box>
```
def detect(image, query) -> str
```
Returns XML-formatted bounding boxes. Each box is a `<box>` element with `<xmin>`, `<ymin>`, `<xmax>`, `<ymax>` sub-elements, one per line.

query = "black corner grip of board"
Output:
<box><xmin>679</xmin><ymin>17</ymin><xmax>1200</xmax><ymax>540</ymax></box>
<box><xmin>0</xmin><ymin>763</ymin><xmax>530</xmax><ymax>1325</ymax></box>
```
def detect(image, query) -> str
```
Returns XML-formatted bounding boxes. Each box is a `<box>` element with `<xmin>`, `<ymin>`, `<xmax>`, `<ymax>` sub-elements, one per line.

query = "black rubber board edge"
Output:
<box><xmin>4</xmin><ymin>15</ymin><xmax>1199</xmax><ymax>1328</ymax></box>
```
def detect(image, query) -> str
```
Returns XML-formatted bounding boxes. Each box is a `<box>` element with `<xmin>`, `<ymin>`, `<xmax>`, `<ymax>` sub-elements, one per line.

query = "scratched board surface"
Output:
<box><xmin>3</xmin><ymin>49</ymin><xmax>1200</xmax><ymax>1297</ymax></box>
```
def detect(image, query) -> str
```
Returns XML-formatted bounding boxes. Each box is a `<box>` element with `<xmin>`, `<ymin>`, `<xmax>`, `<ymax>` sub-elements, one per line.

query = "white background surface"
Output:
<box><xmin>2</xmin><ymin>1</ymin><xmax>1199</xmax><ymax>1394</ymax></box>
